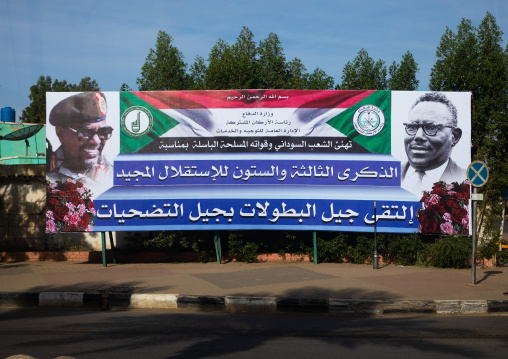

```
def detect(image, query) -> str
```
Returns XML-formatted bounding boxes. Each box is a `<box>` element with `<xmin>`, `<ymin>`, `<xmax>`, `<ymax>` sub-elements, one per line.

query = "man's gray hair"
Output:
<box><xmin>411</xmin><ymin>92</ymin><xmax>458</xmax><ymax>125</ymax></box>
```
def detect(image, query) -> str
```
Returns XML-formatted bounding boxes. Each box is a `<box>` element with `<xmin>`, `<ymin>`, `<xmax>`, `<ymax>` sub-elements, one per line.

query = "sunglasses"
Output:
<box><xmin>403</xmin><ymin>123</ymin><xmax>454</xmax><ymax>137</ymax></box>
<box><xmin>67</xmin><ymin>126</ymin><xmax>113</xmax><ymax>141</ymax></box>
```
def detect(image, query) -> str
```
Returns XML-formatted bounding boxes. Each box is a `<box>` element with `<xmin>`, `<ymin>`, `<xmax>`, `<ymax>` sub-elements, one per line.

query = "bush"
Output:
<box><xmin>381</xmin><ymin>233</ymin><xmax>425</xmax><ymax>266</ymax></box>
<box><xmin>317</xmin><ymin>233</ymin><xmax>348</xmax><ymax>263</ymax></box>
<box><xmin>346</xmin><ymin>235</ymin><xmax>373</xmax><ymax>264</ymax></box>
<box><xmin>497</xmin><ymin>250</ymin><xmax>508</xmax><ymax>265</ymax></box>
<box><xmin>429</xmin><ymin>235</ymin><xmax>471</xmax><ymax>269</ymax></box>
<box><xmin>227</xmin><ymin>232</ymin><xmax>259</xmax><ymax>263</ymax></box>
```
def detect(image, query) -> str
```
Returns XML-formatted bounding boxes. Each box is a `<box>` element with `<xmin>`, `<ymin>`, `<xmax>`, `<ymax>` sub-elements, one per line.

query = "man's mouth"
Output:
<box><xmin>81</xmin><ymin>146</ymin><xmax>100</xmax><ymax>159</ymax></box>
<box><xmin>410</xmin><ymin>145</ymin><xmax>430</xmax><ymax>154</ymax></box>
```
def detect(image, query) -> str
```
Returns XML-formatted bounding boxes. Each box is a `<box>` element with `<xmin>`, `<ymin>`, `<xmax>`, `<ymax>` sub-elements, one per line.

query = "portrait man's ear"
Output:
<box><xmin>451</xmin><ymin>127</ymin><xmax>462</xmax><ymax>146</ymax></box>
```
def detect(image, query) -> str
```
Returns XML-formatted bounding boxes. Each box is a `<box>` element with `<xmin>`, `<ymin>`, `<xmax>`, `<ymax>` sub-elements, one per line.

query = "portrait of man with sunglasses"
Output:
<box><xmin>47</xmin><ymin>92</ymin><xmax>114</xmax><ymax>197</ymax></box>
<box><xmin>401</xmin><ymin>92</ymin><xmax>466</xmax><ymax>194</ymax></box>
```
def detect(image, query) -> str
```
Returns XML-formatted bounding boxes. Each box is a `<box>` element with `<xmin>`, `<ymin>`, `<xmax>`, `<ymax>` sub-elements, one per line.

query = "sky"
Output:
<box><xmin>0</xmin><ymin>0</ymin><xmax>507</xmax><ymax>122</ymax></box>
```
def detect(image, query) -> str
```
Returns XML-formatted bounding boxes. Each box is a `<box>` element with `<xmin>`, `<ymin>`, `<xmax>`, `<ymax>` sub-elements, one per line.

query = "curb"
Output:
<box><xmin>1</xmin><ymin>292</ymin><xmax>508</xmax><ymax>315</ymax></box>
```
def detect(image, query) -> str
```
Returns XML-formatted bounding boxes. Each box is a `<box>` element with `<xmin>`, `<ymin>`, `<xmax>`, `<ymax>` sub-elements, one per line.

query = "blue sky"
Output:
<box><xmin>1</xmin><ymin>0</ymin><xmax>506</xmax><ymax>121</ymax></box>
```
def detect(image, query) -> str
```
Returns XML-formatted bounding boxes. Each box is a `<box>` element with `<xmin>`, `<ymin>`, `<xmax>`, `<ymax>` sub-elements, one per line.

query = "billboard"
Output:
<box><xmin>46</xmin><ymin>90</ymin><xmax>471</xmax><ymax>235</ymax></box>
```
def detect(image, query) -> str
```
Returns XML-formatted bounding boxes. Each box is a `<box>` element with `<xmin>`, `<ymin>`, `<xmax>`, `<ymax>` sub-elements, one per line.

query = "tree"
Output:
<box><xmin>205</xmin><ymin>39</ymin><xmax>234</xmax><ymax>90</ymax></box>
<box><xmin>20</xmin><ymin>76</ymin><xmax>101</xmax><ymax>124</ymax></box>
<box><xmin>189</xmin><ymin>55</ymin><xmax>207</xmax><ymax>90</ymax></box>
<box><xmin>286</xmin><ymin>58</ymin><xmax>307</xmax><ymax>89</ymax></box>
<box><xmin>429</xmin><ymin>12</ymin><xmax>508</xmax><ymax>240</ymax></box>
<box><xmin>120</xmin><ymin>83</ymin><xmax>132</xmax><ymax>91</ymax></box>
<box><xmin>75</xmin><ymin>77</ymin><xmax>100</xmax><ymax>91</ymax></box>
<box><xmin>137</xmin><ymin>30</ymin><xmax>188</xmax><ymax>91</ymax></box>
<box><xmin>388</xmin><ymin>51</ymin><xmax>419</xmax><ymax>90</ymax></box>
<box><xmin>338</xmin><ymin>48</ymin><xmax>387</xmax><ymax>90</ymax></box>
<box><xmin>257</xmin><ymin>33</ymin><xmax>288</xmax><ymax>89</ymax></box>
<box><xmin>20</xmin><ymin>75</ymin><xmax>53</xmax><ymax>124</ymax></box>
<box><xmin>230</xmin><ymin>26</ymin><xmax>259</xmax><ymax>89</ymax></box>
<box><xmin>307</xmin><ymin>67</ymin><xmax>335</xmax><ymax>90</ymax></box>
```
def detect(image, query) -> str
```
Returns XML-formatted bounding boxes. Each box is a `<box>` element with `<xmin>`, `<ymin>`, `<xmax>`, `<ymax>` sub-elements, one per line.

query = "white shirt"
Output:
<box><xmin>402</xmin><ymin>159</ymin><xmax>449</xmax><ymax>196</ymax></box>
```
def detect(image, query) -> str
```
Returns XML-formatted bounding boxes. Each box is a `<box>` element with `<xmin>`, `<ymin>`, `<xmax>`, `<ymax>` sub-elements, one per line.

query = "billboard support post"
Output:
<box><xmin>373</xmin><ymin>201</ymin><xmax>379</xmax><ymax>269</ymax></box>
<box><xmin>313</xmin><ymin>232</ymin><xmax>318</xmax><ymax>264</ymax></box>
<box><xmin>214</xmin><ymin>232</ymin><xmax>222</xmax><ymax>264</ymax></box>
<box><xmin>101</xmin><ymin>232</ymin><xmax>107</xmax><ymax>267</ymax></box>
<box><xmin>109</xmin><ymin>231</ymin><xmax>117</xmax><ymax>265</ymax></box>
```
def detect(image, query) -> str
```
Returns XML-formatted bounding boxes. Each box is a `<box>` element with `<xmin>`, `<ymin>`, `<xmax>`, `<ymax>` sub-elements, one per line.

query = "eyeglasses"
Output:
<box><xmin>67</xmin><ymin>126</ymin><xmax>113</xmax><ymax>141</ymax></box>
<box><xmin>403</xmin><ymin>123</ymin><xmax>455</xmax><ymax>136</ymax></box>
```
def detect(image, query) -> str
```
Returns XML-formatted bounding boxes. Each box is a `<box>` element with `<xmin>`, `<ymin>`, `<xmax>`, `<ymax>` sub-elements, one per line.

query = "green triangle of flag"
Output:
<box><xmin>120</xmin><ymin>92</ymin><xmax>179</xmax><ymax>154</ymax></box>
<box><xmin>326</xmin><ymin>91</ymin><xmax>391</xmax><ymax>154</ymax></box>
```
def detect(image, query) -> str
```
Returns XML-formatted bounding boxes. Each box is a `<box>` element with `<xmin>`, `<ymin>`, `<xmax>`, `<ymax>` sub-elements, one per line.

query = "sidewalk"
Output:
<box><xmin>1</xmin><ymin>261</ymin><xmax>507</xmax><ymax>315</ymax></box>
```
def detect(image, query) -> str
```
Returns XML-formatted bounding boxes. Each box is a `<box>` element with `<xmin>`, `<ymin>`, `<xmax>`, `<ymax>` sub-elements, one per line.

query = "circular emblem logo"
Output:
<box><xmin>121</xmin><ymin>106</ymin><xmax>153</xmax><ymax>137</ymax></box>
<box><xmin>352</xmin><ymin>105</ymin><xmax>385</xmax><ymax>136</ymax></box>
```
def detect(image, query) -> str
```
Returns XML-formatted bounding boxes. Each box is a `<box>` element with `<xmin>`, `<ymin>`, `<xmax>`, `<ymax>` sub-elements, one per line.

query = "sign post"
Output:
<box><xmin>467</xmin><ymin>161</ymin><xmax>489</xmax><ymax>285</ymax></box>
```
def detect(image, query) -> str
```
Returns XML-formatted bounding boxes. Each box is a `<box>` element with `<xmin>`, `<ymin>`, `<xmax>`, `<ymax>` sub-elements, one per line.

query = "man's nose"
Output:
<box><xmin>413</xmin><ymin>126</ymin><xmax>427</xmax><ymax>140</ymax></box>
<box><xmin>89</xmin><ymin>133</ymin><xmax>101</xmax><ymax>145</ymax></box>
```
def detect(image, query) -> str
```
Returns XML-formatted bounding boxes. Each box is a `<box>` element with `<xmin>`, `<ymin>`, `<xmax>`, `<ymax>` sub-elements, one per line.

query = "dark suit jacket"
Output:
<box><xmin>401</xmin><ymin>158</ymin><xmax>467</xmax><ymax>184</ymax></box>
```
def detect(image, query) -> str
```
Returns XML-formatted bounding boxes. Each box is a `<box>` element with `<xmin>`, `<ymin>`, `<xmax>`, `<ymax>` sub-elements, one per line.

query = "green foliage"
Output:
<box><xmin>199</xmin><ymin>27</ymin><xmax>334</xmax><ymax>90</ymax></box>
<box><xmin>21</xmin><ymin>75</ymin><xmax>100</xmax><ymax>124</ymax></box>
<box><xmin>286</xmin><ymin>58</ymin><xmax>307</xmax><ymax>89</ymax></box>
<box><xmin>307</xmin><ymin>68</ymin><xmax>335</xmax><ymax>90</ymax></box>
<box><xmin>120</xmin><ymin>83</ymin><xmax>132</xmax><ymax>91</ymax></box>
<box><xmin>388</xmin><ymin>51</ymin><xmax>420</xmax><ymax>90</ymax></box>
<box><xmin>477</xmin><ymin>237</ymin><xmax>500</xmax><ymax>260</ymax></box>
<box><xmin>189</xmin><ymin>55</ymin><xmax>207</xmax><ymax>90</ymax></box>
<box><xmin>428</xmin><ymin>236</ymin><xmax>471</xmax><ymax>269</ymax></box>
<box><xmin>380</xmin><ymin>233</ymin><xmax>425</xmax><ymax>265</ymax></box>
<box><xmin>347</xmin><ymin>235</ymin><xmax>373</xmax><ymax>264</ymax></box>
<box><xmin>205</xmin><ymin>38</ymin><xmax>235</xmax><ymax>90</ymax></box>
<box><xmin>226</xmin><ymin>232</ymin><xmax>259</xmax><ymax>263</ymax></box>
<box><xmin>316</xmin><ymin>233</ymin><xmax>348</xmax><ymax>263</ymax></box>
<box><xmin>48</xmin><ymin>236</ymin><xmax>92</xmax><ymax>252</ymax></box>
<box><xmin>430</xmin><ymin>12</ymin><xmax>508</xmax><ymax>240</ymax></box>
<box><xmin>143</xmin><ymin>231</ymin><xmax>178</xmax><ymax>249</ymax></box>
<box><xmin>257</xmin><ymin>33</ymin><xmax>288</xmax><ymax>89</ymax></box>
<box><xmin>497</xmin><ymin>250</ymin><xmax>508</xmax><ymax>265</ymax></box>
<box><xmin>137</xmin><ymin>30</ymin><xmax>188</xmax><ymax>91</ymax></box>
<box><xmin>338</xmin><ymin>48</ymin><xmax>387</xmax><ymax>90</ymax></box>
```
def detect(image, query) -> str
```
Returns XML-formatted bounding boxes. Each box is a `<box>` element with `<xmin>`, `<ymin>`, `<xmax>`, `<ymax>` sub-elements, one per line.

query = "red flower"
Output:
<box><xmin>451</xmin><ymin>208</ymin><xmax>468</xmax><ymax>223</ymax></box>
<box><xmin>445</xmin><ymin>199</ymin><xmax>457</xmax><ymax>209</ymax></box>
<box><xmin>53</xmin><ymin>206</ymin><xmax>69</xmax><ymax>221</ymax></box>
<box><xmin>433</xmin><ymin>203</ymin><xmax>447</xmax><ymax>216</ymax></box>
<box><xmin>63</xmin><ymin>181</ymin><xmax>78</xmax><ymax>192</ymax></box>
<box><xmin>418</xmin><ymin>218</ymin><xmax>439</xmax><ymax>234</ymax></box>
<box><xmin>434</xmin><ymin>186</ymin><xmax>447</xmax><ymax>197</ymax></box>
<box><xmin>68</xmin><ymin>191</ymin><xmax>85</xmax><ymax>206</ymax></box>
<box><xmin>48</xmin><ymin>196</ymin><xmax>60</xmax><ymax>207</ymax></box>
<box><xmin>79</xmin><ymin>213</ymin><xmax>90</xmax><ymax>230</ymax></box>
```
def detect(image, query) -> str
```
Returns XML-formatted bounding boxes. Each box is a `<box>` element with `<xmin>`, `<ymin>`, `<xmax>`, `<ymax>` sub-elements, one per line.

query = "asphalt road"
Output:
<box><xmin>1</xmin><ymin>308</ymin><xmax>507</xmax><ymax>359</ymax></box>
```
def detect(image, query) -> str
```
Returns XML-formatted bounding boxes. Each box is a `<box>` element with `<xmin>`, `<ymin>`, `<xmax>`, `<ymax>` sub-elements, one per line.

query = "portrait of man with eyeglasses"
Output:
<box><xmin>400</xmin><ymin>92</ymin><xmax>467</xmax><ymax>194</ymax></box>
<box><xmin>47</xmin><ymin>92</ymin><xmax>116</xmax><ymax>198</ymax></box>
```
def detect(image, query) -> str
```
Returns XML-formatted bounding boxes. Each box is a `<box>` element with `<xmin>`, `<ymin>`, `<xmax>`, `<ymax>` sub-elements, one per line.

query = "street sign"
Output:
<box><xmin>467</xmin><ymin>161</ymin><xmax>489</xmax><ymax>188</ymax></box>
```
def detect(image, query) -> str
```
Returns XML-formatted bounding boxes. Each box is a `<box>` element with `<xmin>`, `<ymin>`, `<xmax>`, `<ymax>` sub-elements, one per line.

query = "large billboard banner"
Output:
<box><xmin>46</xmin><ymin>90</ymin><xmax>471</xmax><ymax>235</ymax></box>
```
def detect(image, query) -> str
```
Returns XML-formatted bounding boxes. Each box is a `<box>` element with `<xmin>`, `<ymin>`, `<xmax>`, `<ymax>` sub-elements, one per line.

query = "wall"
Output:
<box><xmin>0</xmin><ymin>164</ymin><xmax>132</xmax><ymax>251</ymax></box>
<box><xmin>0</xmin><ymin>165</ymin><xmax>46</xmax><ymax>249</ymax></box>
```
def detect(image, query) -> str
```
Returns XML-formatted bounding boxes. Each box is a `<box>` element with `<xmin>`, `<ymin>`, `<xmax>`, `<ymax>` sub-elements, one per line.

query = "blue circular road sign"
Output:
<box><xmin>467</xmin><ymin>161</ymin><xmax>489</xmax><ymax>187</ymax></box>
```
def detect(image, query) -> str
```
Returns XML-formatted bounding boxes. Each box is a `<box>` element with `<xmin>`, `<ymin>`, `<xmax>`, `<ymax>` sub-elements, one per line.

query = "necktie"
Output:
<box><xmin>415</xmin><ymin>170</ymin><xmax>426</xmax><ymax>192</ymax></box>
